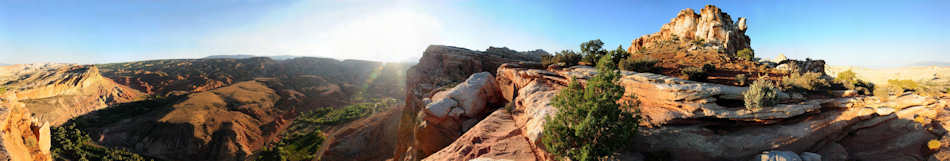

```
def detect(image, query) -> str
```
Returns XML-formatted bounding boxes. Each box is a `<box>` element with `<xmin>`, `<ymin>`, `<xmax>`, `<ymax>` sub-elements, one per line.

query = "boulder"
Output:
<box><xmin>415</xmin><ymin>72</ymin><xmax>505</xmax><ymax>157</ymax></box>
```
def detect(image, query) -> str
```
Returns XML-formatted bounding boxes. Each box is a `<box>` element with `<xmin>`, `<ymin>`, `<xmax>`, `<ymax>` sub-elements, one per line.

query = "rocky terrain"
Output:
<box><xmin>392</xmin><ymin>5</ymin><xmax>950</xmax><ymax>161</ymax></box>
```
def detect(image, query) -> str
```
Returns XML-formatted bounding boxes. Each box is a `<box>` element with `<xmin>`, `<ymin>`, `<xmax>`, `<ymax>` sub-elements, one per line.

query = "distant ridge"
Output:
<box><xmin>912</xmin><ymin>61</ymin><xmax>950</xmax><ymax>67</ymax></box>
<box><xmin>202</xmin><ymin>54</ymin><xmax>300</xmax><ymax>60</ymax></box>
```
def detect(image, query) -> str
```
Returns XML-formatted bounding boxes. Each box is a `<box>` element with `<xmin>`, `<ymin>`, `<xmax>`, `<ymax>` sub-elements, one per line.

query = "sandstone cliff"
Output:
<box><xmin>629</xmin><ymin>5</ymin><xmax>750</xmax><ymax>55</ymax></box>
<box><xmin>0</xmin><ymin>93</ymin><xmax>51</xmax><ymax>161</ymax></box>
<box><xmin>0</xmin><ymin>64</ymin><xmax>144</xmax><ymax>125</ymax></box>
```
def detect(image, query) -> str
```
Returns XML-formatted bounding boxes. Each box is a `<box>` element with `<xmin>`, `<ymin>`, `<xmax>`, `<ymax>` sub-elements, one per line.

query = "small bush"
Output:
<box><xmin>736</xmin><ymin>48</ymin><xmax>754</xmax><ymax>61</ymax></box>
<box><xmin>0</xmin><ymin>86</ymin><xmax>6</xmax><ymax>94</ymax></box>
<box><xmin>541</xmin><ymin>50</ymin><xmax>583</xmax><ymax>67</ymax></box>
<box><xmin>736</xmin><ymin>74</ymin><xmax>748</xmax><ymax>86</ymax></box>
<box><xmin>619</xmin><ymin>57</ymin><xmax>658</xmax><ymax>73</ymax></box>
<box><xmin>681</xmin><ymin>67</ymin><xmax>708</xmax><ymax>81</ymax></box>
<box><xmin>542</xmin><ymin>57</ymin><xmax>639</xmax><ymax>161</ymax></box>
<box><xmin>929</xmin><ymin>139</ymin><xmax>942</xmax><ymax>150</ymax></box>
<box><xmin>781</xmin><ymin>72</ymin><xmax>830</xmax><ymax>92</ymax></box>
<box><xmin>744</xmin><ymin>79</ymin><xmax>780</xmax><ymax>110</ymax></box>
<box><xmin>504</xmin><ymin>101</ymin><xmax>515</xmax><ymax>113</ymax></box>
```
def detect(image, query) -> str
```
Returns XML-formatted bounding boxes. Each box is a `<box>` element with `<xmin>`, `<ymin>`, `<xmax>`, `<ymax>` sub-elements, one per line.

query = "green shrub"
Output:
<box><xmin>541</xmin><ymin>57</ymin><xmax>639</xmax><ymax>161</ymax></box>
<box><xmin>542</xmin><ymin>50</ymin><xmax>582</xmax><ymax>67</ymax></box>
<box><xmin>619</xmin><ymin>57</ymin><xmax>658</xmax><ymax>73</ymax></box>
<box><xmin>834</xmin><ymin>70</ymin><xmax>874</xmax><ymax>95</ymax></box>
<box><xmin>608</xmin><ymin>45</ymin><xmax>630</xmax><ymax>64</ymax></box>
<box><xmin>52</xmin><ymin>123</ymin><xmax>156</xmax><ymax>161</ymax></box>
<box><xmin>579</xmin><ymin>39</ymin><xmax>607</xmax><ymax>66</ymax></box>
<box><xmin>681</xmin><ymin>66</ymin><xmax>708</xmax><ymax>81</ymax></box>
<box><xmin>504</xmin><ymin>101</ymin><xmax>515</xmax><ymax>113</ymax></box>
<box><xmin>0</xmin><ymin>86</ymin><xmax>6</xmax><ymax>94</ymax></box>
<box><xmin>781</xmin><ymin>72</ymin><xmax>830</xmax><ymax>92</ymax></box>
<box><xmin>736</xmin><ymin>48</ymin><xmax>754</xmax><ymax>60</ymax></box>
<box><xmin>744</xmin><ymin>79</ymin><xmax>780</xmax><ymax>110</ymax></box>
<box><xmin>736</xmin><ymin>74</ymin><xmax>748</xmax><ymax>86</ymax></box>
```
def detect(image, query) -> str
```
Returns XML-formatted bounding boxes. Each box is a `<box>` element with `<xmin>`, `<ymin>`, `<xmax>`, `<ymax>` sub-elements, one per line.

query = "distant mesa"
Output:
<box><xmin>629</xmin><ymin>5</ymin><xmax>750</xmax><ymax>55</ymax></box>
<box><xmin>202</xmin><ymin>54</ymin><xmax>300</xmax><ymax>60</ymax></box>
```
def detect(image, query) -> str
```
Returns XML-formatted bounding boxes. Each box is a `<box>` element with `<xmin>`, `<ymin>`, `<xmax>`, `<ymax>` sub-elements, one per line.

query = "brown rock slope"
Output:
<box><xmin>394</xmin><ymin>45</ymin><xmax>545</xmax><ymax>161</ymax></box>
<box><xmin>0</xmin><ymin>64</ymin><xmax>144</xmax><ymax>125</ymax></box>
<box><xmin>0</xmin><ymin>93</ymin><xmax>52</xmax><ymax>161</ymax></box>
<box><xmin>74</xmin><ymin>80</ymin><xmax>292</xmax><ymax>161</ymax></box>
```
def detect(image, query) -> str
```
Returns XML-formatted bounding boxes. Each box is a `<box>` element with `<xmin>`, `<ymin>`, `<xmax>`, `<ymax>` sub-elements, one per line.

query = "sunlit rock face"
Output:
<box><xmin>629</xmin><ymin>5</ymin><xmax>751</xmax><ymax>55</ymax></box>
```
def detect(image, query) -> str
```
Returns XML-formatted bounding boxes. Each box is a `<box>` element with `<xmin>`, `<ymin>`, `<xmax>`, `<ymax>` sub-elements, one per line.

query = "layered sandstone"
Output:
<box><xmin>628</xmin><ymin>5</ymin><xmax>750</xmax><ymax>55</ymax></box>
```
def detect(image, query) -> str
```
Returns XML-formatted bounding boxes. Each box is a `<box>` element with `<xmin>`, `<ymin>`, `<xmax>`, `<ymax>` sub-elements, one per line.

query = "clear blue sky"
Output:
<box><xmin>1</xmin><ymin>0</ymin><xmax>947</xmax><ymax>67</ymax></box>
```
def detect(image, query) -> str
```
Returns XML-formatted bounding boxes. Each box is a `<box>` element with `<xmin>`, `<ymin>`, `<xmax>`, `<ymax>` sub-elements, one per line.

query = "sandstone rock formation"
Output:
<box><xmin>0</xmin><ymin>64</ymin><xmax>144</xmax><ymax>125</ymax></box>
<box><xmin>395</xmin><ymin>45</ymin><xmax>543</xmax><ymax>160</ymax></box>
<box><xmin>421</xmin><ymin>61</ymin><xmax>950</xmax><ymax>161</ymax></box>
<box><xmin>0</xmin><ymin>93</ymin><xmax>51</xmax><ymax>161</ymax></box>
<box><xmin>629</xmin><ymin>5</ymin><xmax>751</xmax><ymax>55</ymax></box>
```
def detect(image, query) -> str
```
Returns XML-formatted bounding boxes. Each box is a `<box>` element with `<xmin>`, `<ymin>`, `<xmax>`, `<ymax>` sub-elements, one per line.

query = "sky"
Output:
<box><xmin>0</xmin><ymin>0</ymin><xmax>947</xmax><ymax>67</ymax></box>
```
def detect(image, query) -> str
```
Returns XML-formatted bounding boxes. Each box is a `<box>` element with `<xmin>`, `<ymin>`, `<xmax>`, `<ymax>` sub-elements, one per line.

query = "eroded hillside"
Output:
<box><xmin>0</xmin><ymin>64</ymin><xmax>144</xmax><ymax>125</ymax></box>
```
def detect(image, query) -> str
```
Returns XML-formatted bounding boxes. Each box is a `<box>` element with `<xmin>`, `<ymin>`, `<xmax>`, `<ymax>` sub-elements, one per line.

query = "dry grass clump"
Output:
<box><xmin>744</xmin><ymin>79</ymin><xmax>779</xmax><ymax>110</ymax></box>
